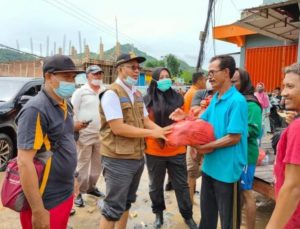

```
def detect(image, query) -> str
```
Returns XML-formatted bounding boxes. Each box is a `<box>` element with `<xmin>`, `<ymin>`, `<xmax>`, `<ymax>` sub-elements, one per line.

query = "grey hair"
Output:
<box><xmin>285</xmin><ymin>63</ymin><xmax>300</xmax><ymax>76</ymax></box>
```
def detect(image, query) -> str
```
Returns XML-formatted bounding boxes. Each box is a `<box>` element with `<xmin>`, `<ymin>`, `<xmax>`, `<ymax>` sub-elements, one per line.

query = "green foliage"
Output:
<box><xmin>181</xmin><ymin>71</ymin><xmax>193</xmax><ymax>84</ymax></box>
<box><xmin>0</xmin><ymin>49</ymin><xmax>36</xmax><ymax>62</ymax></box>
<box><xmin>145</xmin><ymin>60</ymin><xmax>165</xmax><ymax>68</ymax></box>
<box><xmin>165</xmin><ymin>54</ymin><xmax>180</xmax><ymax>77</ymax></box>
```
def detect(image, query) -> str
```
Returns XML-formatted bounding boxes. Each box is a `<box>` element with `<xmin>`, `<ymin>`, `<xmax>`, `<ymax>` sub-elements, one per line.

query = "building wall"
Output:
<box><xmin>0</xmin><ymin>60</ymin><xmax>43</xmax><ymax>78</ymax></box>
<box><xmin>240</xmin><ymin>34</ymin><xmax>286</xmax><ymax>66</ymax></box>
<box><xmin>244</xmin><ymin>44</ymin><xmax>298</xmax><ymax>92</ymax></box>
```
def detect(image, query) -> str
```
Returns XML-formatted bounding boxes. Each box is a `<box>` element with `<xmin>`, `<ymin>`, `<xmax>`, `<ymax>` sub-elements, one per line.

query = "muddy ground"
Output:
<box><xmin>0</xmin><ymin>167</ymin><xmax>274</xmax><ymax>229</ymax></box>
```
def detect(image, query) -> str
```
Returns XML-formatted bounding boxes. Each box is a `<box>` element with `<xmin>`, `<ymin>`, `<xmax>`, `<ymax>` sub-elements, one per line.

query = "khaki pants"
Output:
<box><xmin>186</xmin><ymin>146</ymin><xmax>202</xmax><ymax>178</ymax></box>
<box><xmin>76</xmin><ymin>140</ymin><xmax>102</xmax><ymax>193</ymax></box>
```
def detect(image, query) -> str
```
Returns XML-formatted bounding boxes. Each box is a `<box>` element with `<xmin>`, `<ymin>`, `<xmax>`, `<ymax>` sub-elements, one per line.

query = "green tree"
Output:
<box><xmin>181</xmin><ymin>71</ymin><xmax>192</xmax><ymax>84</ymax></box>
<box><xmin>145</xmin><ymin>60</ymin><xmax>165</xmax><ymax>68</ymax></box>
<box><xmin>165</xmin><ymin>54</ymin><xmax>180</xmax><ymax>77</ymax></box>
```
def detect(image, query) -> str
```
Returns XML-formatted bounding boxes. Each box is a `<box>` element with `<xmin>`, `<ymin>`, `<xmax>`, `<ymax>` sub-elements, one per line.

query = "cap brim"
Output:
<box><xmin>53</xmin><ymin>70</ymin><xmax>85</xmax><ymax>75</ymax></box>
<box><xmin>116</xmin><ymin>56</ymin><xmax>146</xmax><ymax>67</ymax></box>
<box><xmin>88</xmin><ymin>70</ymin><xmax>104</xmax><ymax>74</ymax></box>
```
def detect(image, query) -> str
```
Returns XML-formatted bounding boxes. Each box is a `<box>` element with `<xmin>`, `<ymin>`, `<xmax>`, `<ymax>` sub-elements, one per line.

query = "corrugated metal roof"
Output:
<box><xmin>235</xmin><ymin>0</ymin><xmax>300</xmax><ymax>42</ymax></box>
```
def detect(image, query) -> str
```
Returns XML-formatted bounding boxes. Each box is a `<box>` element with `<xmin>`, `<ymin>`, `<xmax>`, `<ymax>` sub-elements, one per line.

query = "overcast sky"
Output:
<box><xmin>1</xmin><ymin>0</ymin><xmax>263</xmax><ymax>67</ymax></box>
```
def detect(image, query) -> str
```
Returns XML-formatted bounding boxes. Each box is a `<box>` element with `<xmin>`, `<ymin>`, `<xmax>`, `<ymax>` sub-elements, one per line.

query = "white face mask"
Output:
<box><xmin>206</xmin><ymin>80</ymin><xmax>213</xmax><ymax>91</ymax></box>
<box><xmin>124</xmin><ymin>75</ymin><xmax>138</xmax><ymax>87</ymax></box>
<box><xmin>91</xmin><ymin>79</ymin><xmax>103</xmax><ymax>87</ymax></box>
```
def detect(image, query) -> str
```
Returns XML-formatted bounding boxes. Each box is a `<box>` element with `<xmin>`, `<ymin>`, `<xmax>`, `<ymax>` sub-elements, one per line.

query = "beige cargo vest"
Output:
<box><xmin>99</xmin><ymin>83</ymin><xmax>145</xmax><ymax>160</ymax></box>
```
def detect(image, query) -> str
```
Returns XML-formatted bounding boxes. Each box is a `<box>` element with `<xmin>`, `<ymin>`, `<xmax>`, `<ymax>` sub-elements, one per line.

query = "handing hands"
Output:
<box><xmin>169</xmin><ymin>108</ymin><xmax>188</xmax><ymax>121</ymax></box>
<box><xmin>151</xmin><ymin>126</ymin><xmax>173</xmax><ymax>141</ymax></box>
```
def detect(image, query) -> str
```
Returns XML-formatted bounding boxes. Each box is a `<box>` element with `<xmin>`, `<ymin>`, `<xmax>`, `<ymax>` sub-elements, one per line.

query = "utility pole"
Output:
<box><xmin>53</xmin><ymin>41</ymin><xmax>56</xmax><ymax>55</ymax></box>
<box><xmin>69</xmin><ymin>40</ymin><xmax>72</xmax><ymax>55</ymax></box>
<box><xmin>40</xmin><ymin>43</ymin><xmax>43</xmax><ymax>56</ymax></box>
<box><xmin>63</xmin><ymin>35</ymin><xmax>66</xmax><ymax>55</ymax></box>
<box><xmin>16</xmin><ymin>40</ymin><xmax>20</xmax><ymax>50</ymax></box>
<box><xmin>196</xmin><ymin>0</ymin><xmax>215</xmax><ymax>71</ymax></box>
<box><xmin>115</xmin><ymin>16</ymin><xmax>121</xmax><ymax>58</ymax></box>
<box><xmin>30</xmin><ymin>37</ymin><xmax>33</xmax><ymax>54</ymax></box>
<box><xmin>46</xmin><ymin>36</ymin><xmax>49</xmax><ymax>56</ymax></box>
<box><xmin>78</xmin><ymin>31</ymin><xmax>82</xmax><ymax>54</ymax></box>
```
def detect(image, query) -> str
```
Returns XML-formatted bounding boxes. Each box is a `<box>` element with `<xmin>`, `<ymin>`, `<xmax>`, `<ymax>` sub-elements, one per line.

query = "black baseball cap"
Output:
<box><xmin>116</xmin><ymin>52</ymin><xmax>146</xmax><ymax>67</ymax></box>
<box><xmin>43</xmin><ymin>54</ymin><xmax>84</xmax><ymax>76</ymax></box>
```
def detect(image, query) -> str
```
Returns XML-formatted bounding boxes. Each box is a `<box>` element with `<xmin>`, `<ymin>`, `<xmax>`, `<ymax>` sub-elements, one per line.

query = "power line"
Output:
<box><xmin>61</xmin><ymin>0</ymin><xmax>144</xmax><ymax>47</ymax></box>
<box><xmin>42</xmin><ymin>0</ymin><xmax>149</xmax><ymax>52</ymax></box>
<box><xmin>196</xmin><ymin>0</ymin><xmax>215</xmax><ymax>71</ymax></box>
<box><xmin>0</xmin><ymin>43</ymin><xmax>42</xmax><ymax>58</ymax></box>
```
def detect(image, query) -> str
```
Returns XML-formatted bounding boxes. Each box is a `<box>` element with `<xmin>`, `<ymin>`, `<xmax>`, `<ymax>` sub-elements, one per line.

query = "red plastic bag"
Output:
<box><xmin>166</xmin><ymin>119</ymin><xmax>215</xmax><ymax>147</ymax></box>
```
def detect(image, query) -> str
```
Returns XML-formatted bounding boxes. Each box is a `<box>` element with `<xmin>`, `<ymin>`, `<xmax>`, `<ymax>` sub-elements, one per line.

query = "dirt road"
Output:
<box><xmin>0</xmin><ymin>166</ymin><xmax>274</xmax><ymax>229</ymax></box>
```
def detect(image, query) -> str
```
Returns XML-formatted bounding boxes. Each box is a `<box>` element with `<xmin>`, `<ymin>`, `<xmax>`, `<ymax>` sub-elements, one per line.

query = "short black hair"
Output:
<box><xmin>192</xmin><ymin>72</ymin><xmax>204</xmax><ymax>84</ymax></box>
<box><xmin>210</xmin><ymin>55</ymin><xmax>236</xmax><ymax>78</ymax></box>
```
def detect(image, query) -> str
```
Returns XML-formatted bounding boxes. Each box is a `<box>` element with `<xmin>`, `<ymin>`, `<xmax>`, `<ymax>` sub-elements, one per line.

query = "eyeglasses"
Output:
<box><xmin>123</xmin><ymin>65</ymin><xmax>142</xmax><ymax>71</ymax></box>
<box><xmin>207</xmin><ymin>69</ymin><xmax>224</xmax><ymax>77</ymax></box>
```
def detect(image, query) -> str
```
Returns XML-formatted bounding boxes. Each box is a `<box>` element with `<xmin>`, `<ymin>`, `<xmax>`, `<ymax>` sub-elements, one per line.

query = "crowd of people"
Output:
<box><xmin>10</xmin><ymin>52</ymin><xmax>300</xmax><ymax>229</ymax></box>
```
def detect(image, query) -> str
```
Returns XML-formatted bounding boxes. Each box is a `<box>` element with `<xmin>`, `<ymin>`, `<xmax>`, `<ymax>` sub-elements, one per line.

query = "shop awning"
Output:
<box><xmin>213</xmin><ymin>24</ymin><xmax>256</xmax><ymax>47</ymax></box>
<box><xmin>235</xmin><ymin>0</ymin><xmax>300</xmax><ymax>42</ymax></box>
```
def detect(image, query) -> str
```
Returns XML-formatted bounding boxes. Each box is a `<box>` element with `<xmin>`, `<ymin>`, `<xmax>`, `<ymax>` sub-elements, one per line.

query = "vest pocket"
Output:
<box><xmin>115</xmin><ymin>135</ymin><xmax>135</xmax><ymax>155</ymax></box>
<box><xmin>121</xmin><ymin>102</ymin><xmax>134</xmax><ymax>124</ymax></box>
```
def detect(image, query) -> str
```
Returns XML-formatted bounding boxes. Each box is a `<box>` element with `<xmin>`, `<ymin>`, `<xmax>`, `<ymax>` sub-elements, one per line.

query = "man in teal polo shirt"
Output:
<box><xmin>170</xmin><ymin>55</ymin><xmax>247</xmax><ymax>229</ymax></box>
<box><xmin>197</xmin><ymin>55</ymin><xmax>247</xmax><ymax>229</ymax></box>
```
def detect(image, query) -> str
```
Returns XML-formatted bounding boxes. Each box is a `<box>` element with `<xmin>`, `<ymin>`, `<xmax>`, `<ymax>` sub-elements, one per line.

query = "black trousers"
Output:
<box><xmin>145</xmin><ymin>153</ymin><xmax>193</xmax><ymax>220</ymax></box>
<box><xmin>199</xmin><ymin>172</ymin><xmax>241</xmax><ymax>229</ymax></box>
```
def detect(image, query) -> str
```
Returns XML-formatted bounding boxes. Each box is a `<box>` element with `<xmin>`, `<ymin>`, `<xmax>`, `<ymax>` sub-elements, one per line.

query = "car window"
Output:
<box><xmin>0</xmin><ymin>80</ymin><xmax>25</xmax><ymax>102</ymax></box>
<box><xmin>24</xmin><ymin>85</ymin><xmax>41</xmax><ymax>96</ymax></box>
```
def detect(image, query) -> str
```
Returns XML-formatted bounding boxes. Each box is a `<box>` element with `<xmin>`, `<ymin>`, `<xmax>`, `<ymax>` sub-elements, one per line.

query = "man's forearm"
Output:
<box><xmin>197</xmin><ymin>134</ymin><xmax>241</xmax><ymax>153</ymax></box>
<box><xmin>18</xmin><ymin>159</ymin><xmax>45</xmax><ymax>212</ymax></box>
<box><xmin>144</xmin><ymin>117</ymin><xmax>161</xmax><ymax>130</ymax></box>
<box><xmin>112</xmin><ymin>123</ymin><xmax>153</xmax><ymax>138</ymax></box>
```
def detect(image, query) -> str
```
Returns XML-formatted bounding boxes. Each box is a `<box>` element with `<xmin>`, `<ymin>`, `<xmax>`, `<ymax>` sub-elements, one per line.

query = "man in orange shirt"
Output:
<box><xmin>183</xmin><ymin>72</ymin><xmax>206</xmax><ymax>113</ymax></box>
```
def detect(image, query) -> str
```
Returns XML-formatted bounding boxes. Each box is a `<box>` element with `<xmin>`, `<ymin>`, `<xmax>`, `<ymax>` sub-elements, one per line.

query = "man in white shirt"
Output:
<box><xmin>98</xmin><ymin>53</ymin><xmax>171</xmax><ymax>229</ymax></box>
<box><xmin>71</xmin><ymin>65</ymin><xmax>105</xmax><ymax>207</ymax></box>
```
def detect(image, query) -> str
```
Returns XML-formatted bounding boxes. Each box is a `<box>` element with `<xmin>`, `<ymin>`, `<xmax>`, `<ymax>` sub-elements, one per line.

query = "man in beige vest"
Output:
<box><xmin>98</xmin><ymin>53</ymin><xmax>171</xmax><ymax>229</ymax></box>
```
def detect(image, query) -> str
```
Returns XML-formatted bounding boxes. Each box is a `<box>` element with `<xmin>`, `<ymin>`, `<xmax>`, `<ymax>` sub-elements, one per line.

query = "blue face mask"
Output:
<box><xmin>124</xmin><ymin>76</ymin><xmax>138</xmax><ymax>87</ymax></box>
<box><xmin>54</xmin><ymin>81</ymin><xmax>76</xmax><ymax>99</ymax></box>
<box><xmin>157</xmin><ymin>78</ymin><xmax>172</xmax><ymax>92</ymax></box>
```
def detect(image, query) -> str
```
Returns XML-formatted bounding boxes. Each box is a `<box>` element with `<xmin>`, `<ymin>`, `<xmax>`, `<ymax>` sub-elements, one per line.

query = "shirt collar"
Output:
<box><xmin>215</xmin><ymin>86</ymin><xmax>237</xmax><ymax>101</ymax></box>
<box><xmin>42</xmin><ymin>88</ymin><xmax>60</xmax><ymax>107</ymax></box>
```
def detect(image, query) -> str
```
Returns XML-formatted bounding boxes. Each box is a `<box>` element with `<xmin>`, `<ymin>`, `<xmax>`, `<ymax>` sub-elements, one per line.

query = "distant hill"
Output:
<box><xmin>104</xmin><ymin>43</ymin><xmax>157</xmax><ymax>63</ymax></box>
<box><xmin>0</xmin><ymin>49</ymin><xmax>36</xmax><ymax>62</ymax></box>
<box><xmin>0</xmin><ymin>43</ymin><xmax>195</xmax><ymax>72</ymax></box>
